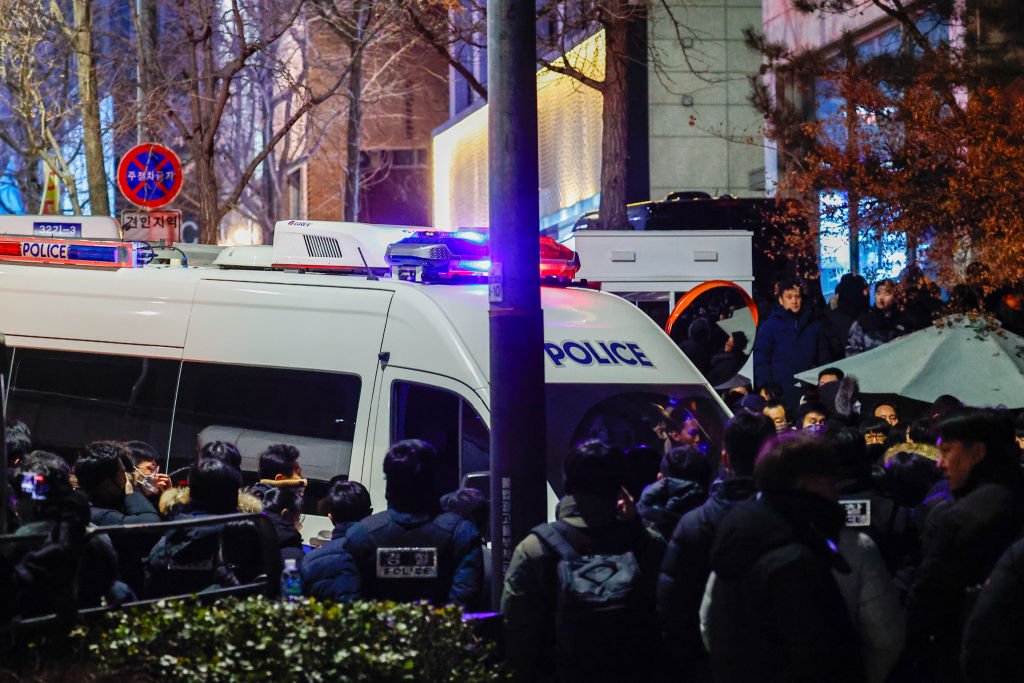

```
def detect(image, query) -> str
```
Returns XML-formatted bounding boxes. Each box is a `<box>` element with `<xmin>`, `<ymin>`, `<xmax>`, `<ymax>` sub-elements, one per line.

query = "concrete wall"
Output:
<box><xmin>648</xmin><ymin>0</ymin><xmax>766</xmax><ymax>200</ymax></box>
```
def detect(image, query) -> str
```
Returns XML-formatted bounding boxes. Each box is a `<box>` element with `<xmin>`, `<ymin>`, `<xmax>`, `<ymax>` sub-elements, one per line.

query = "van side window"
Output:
<box><xmin>391</xmin><ymin>382</ymin><xmax>489</xmax><ymax>497</ymax></box>
<box><xmin>6</xmin><ymin>349</ymin><xmax>178</xmax><ymax>462</ymax></box>
<box><xmin>169</xmin><ymin>362</ymin><xmax>361</xmax><ymax>489</ymax></box>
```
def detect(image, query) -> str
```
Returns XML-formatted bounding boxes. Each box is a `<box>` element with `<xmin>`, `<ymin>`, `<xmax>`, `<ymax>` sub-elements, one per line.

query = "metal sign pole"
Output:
<box><xmin>487</xmin><ymin>0</ymin><xmax>547</xmax><ymax>610</ymax></box>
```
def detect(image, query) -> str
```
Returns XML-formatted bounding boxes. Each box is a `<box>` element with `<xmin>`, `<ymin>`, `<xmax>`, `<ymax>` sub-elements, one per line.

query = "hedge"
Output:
<box><xmin>63</xmin><ymin>597</ymin><xmax>509</xmax><ymax>682</ymax></box>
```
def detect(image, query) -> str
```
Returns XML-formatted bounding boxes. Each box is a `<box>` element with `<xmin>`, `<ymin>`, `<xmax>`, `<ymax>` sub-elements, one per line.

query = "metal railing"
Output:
<box><xmin>0</xmin><ymin>511</ymin><xmax>277</xmax><ymax>640</ymax></box>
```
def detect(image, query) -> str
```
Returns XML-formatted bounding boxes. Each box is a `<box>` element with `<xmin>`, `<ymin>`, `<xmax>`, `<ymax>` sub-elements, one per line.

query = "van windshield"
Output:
<box><xmin>544</xmin><ymin>383</ymin><xmax>728</xmax><ymax>498</ymax></box>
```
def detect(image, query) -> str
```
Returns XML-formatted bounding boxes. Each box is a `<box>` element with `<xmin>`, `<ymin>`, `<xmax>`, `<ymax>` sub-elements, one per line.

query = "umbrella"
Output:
<box><xmin>795</xmin><ymin>318</ymin><xmax>1024</xmax><ymax>408</ymax></box>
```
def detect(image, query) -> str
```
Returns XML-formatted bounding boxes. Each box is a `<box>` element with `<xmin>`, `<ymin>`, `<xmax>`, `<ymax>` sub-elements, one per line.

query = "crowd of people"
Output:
<box><xmin>0</xmin><ymin>432</ymin><xmax>486</xmax><ymax>620</ymax></box>
<box><xmin>5</xmin><ymin>388</ymin><xmax>1024</xmax><ymax>682</ymax></box>
<box><xmin>504</xmin><ymin>400</ymin><xmax>1024</xmax><ymax>683</ymax></box>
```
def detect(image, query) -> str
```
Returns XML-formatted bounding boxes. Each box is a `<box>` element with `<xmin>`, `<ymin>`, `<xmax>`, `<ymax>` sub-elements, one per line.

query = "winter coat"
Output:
<box><xmin>89</xmin><ymin>491</ymin><xmax>162</xmax><ymax>595</ymax></box>
<box><xmin>846</xmin><ymin>306</ymin><xmax>907</xmax><ymax>356</ymax></box>
<box><xmin>637</xmin><ymin>476</ymin><xmax>708</xmax><ymax>540</ymax></box>
<box><xmin>265</xmin><ymin>511</ymin><xmax>304</xmax><ymax>568</ymax></box>
<box><xmin>905</xmin><ymin>457</ymin><xmax>1024</xmax><ymax>682</ymax></box>
<box><xmin>838</xmin><ymin>480</ymin><xmax>915</xmax><ymax>575</ymax></box>
<box><xmin>158</xmin><ymin>487</ymin><xmax>263</xmax><ymax>517</ymax></box>
<box><xmin>752</xmin><ymin>305</ymin><xmax>827</xmax><ymax>406</ymax></box>
<box><xmin>345</xmin><ymin>507</ymin><xmax>483</xmax><ymax>607</ymax></box>
<box><xmin>301</xmin><ymin>521</ymin><xmax>359</xmax><ymax>602</ymax></box>
<box><xmin>961</xmin><ymin>535</ymin><xmax>1024</xmax><ymax>682</ymax></box>
<box><xmin>679</xmin><ymin>318</ymin><xmax>714</xmax><ymax>375</ymax></box>
<box><xmin>707</xmin><ymin>349</ymin><xmax>746</xmax><ymax>386</ymax></box>
<box><xmin>705</xmin><ymin>490</ymin><xmax>863</xmax><ymax>683</ymax></box>
<box><xmin>833</xmin><ymin>529</ymin><xmax>905</xmax><ymax>683</ymax></box>
<box><xmin>657</xmin><ymin>476</ymin><xmax>757</xmax><ymax>678</ymax></box>
<box><xmin>824</xmin><ymin>275</ymin><xmax>870</xmax><ymax>361</ymax></box>
<box><xmin>501</xmin><ymin>494</ymin><xmax>666</xmax><ymax>683</ymax></box>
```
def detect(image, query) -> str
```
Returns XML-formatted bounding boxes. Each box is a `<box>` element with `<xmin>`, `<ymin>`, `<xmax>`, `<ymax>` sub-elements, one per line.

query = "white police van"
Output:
<box><xmin>0</xmin><ymin>217</ymin><xmax>727</xmax><ymax>532</ymax></box>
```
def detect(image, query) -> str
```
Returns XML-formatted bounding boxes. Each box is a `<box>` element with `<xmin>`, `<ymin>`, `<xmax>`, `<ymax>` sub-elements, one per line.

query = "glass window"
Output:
<box><xmin>170</xmin><ymin>362</ymin><xmax>361</xmax><ymax>495</ymax></box>
<box><xmin>391</xmin><ymin>381</ymin><xmax>489</xmax><ymax>497</ymax></box>
<box><xmin>6</xmin><ymin>349</ymin><xmax>178</xmax><ymax>463</ymax></box>
<box><xmin>545</xmin><ymin>384</ymin><xmax>727</xmax><ymax>498</ymax></box>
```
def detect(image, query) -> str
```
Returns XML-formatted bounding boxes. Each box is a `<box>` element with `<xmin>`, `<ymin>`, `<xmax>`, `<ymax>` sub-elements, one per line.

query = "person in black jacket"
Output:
<box><xmin>74</xmin><ymin>440</ymin><xmax>162</xmax><ymax>594</ymax></box>
<box><xmin>144</xmin><ymin>459</ymin><xmax>271</xmax><ymax>597</ymax></box>
<box><xmin>301</xmin><ymin>480</ymin><xmax>372</xmax><ymax>602</ymax></box>
<box><xmin>904</xmin><ymin>409</ymin><xmax>1024</xmax><ymax>683</ymax></box>
<box><xmin>846</xmin><ymin>279</ymin><xmax>907</xmax><ymax>356</ymax></box>
<box><xmin>705</xmin><ymin>433</ymin><xmax>863</xmax><ymax>683</ymax></box>
<box><xmin>752</xmin><ymin>278</ymin><xmax>828</xmax><ymax>407</ymax></box>
<box><xmin>961</xmin><ymin>535</ymin><xmax>1024</xmax><ymax>682</ymax></box>
<box><xmin>259</xmin><ymin>485</ymin><xmax>305</xmax><ymax>568</ymax></box>
<box><xmin>343</xmin><ymin>439</ymin><xmax>482</xmax><ymax>607</ymax></box>
<box><xmin>657</xmin><ymin>411</ymin><xmax>776</xmax><ymax>681</ymax></box>
<box><xmin>827</xmin><ymin>425</ymin><xmax>914</xmax><ymax>575</ymax></box>
<box><xmin>637</xmin><ymin>445</ymin><xmax>711</xmax><ymax>540</ymax></box>
<box><xmin>825</xmin><ymin>273</ymin><xmax>870</xmax><ymax>361</ymax></box>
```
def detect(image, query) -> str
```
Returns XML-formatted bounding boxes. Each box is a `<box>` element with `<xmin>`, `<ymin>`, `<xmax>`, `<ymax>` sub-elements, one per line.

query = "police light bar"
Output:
<box><xmin>384</xmin><ymin>231</ymin><xmax>580</xmax><ymax>282</ymax></box>
<box><xmin>0</xmin><ymin>236</ymin><xmax>141</xmax><ymax>268</ymax></box>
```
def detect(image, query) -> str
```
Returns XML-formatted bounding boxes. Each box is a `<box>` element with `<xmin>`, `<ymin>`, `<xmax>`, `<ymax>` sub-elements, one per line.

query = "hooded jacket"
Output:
<box><xmin>657</xmin><ymin>476</ymin><xmax>758</xmax><ymax>675</ymax></box>
<box><xmin>705</xmin><ymin>490</ymin><xmax>863</xmax><ymax>683</ymax></box>
<box><xmin>637</xmin><ymin>476</ymin><xmax>708</xmax><ymax>540</ymax></box>
<box><xmin>753</xmin><ymin>305</ymin><xmax>827</xmax><ymax>405</ymax></box>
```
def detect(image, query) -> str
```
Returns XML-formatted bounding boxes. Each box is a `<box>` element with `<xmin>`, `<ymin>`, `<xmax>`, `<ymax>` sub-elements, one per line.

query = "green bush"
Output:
<box><xmin>71</xmin><ymin>597</ymin><xmax>509</xmax><ymax>683</ymax></box>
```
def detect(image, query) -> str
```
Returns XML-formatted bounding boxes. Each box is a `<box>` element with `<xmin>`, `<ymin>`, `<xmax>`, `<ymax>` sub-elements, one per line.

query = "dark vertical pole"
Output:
<box><xmin>0</xmin><ymin>334</ymin><xmax>8</xmax><ymax>534</ymax></box>
<box><xmin>488</xmin><ymin>0</ymin><xmax>546</xmax><ymax>610</ymax></box>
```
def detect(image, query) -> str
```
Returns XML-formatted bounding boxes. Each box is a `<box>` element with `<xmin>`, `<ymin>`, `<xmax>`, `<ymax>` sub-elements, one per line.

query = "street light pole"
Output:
<box><xmin>487</xmin><ymin>0</ymin><xmax>547</xmax><ymax>609</ymax></box>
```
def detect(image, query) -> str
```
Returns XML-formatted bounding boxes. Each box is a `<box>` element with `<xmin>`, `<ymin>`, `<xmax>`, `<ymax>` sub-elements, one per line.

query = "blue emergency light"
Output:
<box><xmin>0</xmin><ymin>236</ymin><xmax>142</xmax><ymax>268</ymax></box>
<box><xmin>384</xmin><ymin>230</ymin><xmax>579</xmax><ymax>282</ymax></box>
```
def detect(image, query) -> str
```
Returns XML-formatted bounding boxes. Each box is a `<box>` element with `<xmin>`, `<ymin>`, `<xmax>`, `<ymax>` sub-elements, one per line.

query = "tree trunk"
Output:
<box><xmin>343</xmin><ymin>47</ymin><xmax>363</xmax><ymax>222</ymax></box>
<box><xmin>72</xmin><ymin>0</ymin><xmax>110</xmax><ymax>216</ymax></box>
<box><xmin>598</xmin><ymin>6</ymin><xmax>629</xmax><ymax>230</ymax></box>
<box><xmin>196</xmin><ymin>152</ymin><xmax>222</xmax><ymax>243</ymax></box>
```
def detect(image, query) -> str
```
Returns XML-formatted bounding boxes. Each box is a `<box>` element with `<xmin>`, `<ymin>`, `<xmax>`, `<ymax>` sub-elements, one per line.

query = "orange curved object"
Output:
<box><xmin>665</xmin><ymin>280</ymin><xmax>759</xmax><ymax>337</ymax></box>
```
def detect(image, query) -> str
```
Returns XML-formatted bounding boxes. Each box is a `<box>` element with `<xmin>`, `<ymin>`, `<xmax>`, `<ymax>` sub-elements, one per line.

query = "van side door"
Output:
<box><xmin>173</xmin><ymin>279</ymin><xmax>392</xmax><ymax>490</ymax></box>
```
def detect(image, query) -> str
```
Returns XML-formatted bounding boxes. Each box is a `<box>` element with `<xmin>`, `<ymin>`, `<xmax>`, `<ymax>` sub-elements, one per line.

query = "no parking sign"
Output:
<box><xmin>117</xmin><ymin>143</ymin><xmax>182</xmax><ymax>209</ymax></box>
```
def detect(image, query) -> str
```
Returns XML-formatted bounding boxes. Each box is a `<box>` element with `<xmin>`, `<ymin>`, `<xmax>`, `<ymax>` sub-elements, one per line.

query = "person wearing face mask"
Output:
<box><xmin>73</xmin><ymin>440</ymin><xmax>161</xmax><ymax>595</ymax></box>
<box><xmin>846</xmin><ymin>279</ymin><xmax>907</xmax><ymax>356</ymax></box>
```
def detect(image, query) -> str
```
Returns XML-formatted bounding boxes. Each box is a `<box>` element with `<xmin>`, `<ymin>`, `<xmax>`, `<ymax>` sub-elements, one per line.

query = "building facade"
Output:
<box><xmin>433</xmin><ymin>0</ymin><xmax>766</xmax><ymax>237</ymax></box>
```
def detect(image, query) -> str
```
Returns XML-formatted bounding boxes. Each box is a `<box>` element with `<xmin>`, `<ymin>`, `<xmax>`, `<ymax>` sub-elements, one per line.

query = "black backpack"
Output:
<box><xmin>531</xmin><ymin>519</ymin><xmax>654</xmax><ymax>679</ymax></box>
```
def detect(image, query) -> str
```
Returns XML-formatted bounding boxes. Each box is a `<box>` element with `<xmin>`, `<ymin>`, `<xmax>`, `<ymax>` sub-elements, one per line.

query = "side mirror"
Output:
<box><xmin>666</xmin><ymin>281</ymin><xmax>758</xmax><ymax>388</ymax></box>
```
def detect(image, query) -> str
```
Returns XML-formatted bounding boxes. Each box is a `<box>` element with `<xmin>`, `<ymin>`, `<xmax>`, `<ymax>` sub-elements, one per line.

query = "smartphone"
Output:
<box><xmin>20</xmin><ymin>472</ymin><xmax>48</xmax><ymax>501</ymax></box>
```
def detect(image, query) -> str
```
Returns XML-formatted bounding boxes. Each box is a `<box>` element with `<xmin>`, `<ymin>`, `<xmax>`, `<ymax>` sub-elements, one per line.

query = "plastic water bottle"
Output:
<box><xmin>281</xmin><ymin>558</ymin><xmax>303</xmax><ymax>601</ymax></box>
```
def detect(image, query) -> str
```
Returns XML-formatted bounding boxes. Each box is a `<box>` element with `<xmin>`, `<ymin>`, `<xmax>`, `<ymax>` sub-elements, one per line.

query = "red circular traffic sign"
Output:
<box><xmin>117</xmin><ymin>143</ymin><xmax>182</xmax><ymax>209</ymax></box>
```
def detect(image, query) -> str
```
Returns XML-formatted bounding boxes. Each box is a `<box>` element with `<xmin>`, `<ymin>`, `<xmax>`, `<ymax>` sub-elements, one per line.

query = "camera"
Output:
<box><xmin>20</xmin><ymin>472</ymin><xmax>49</xmax><ymax>501</ymax></box>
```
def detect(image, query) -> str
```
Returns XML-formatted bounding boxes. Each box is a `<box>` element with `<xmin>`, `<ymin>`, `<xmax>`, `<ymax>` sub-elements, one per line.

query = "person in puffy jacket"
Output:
<box><xmin>301</xmin><ymin>480</ymin><xmax>372</xmax><ymax>602</ymax></box>
<box><xmin>705</xmin><ymin>433</ymin><xmax>863</xmax><ymax>683</ymax></box>
<box><xmin>637</xmin><ymin>445</ymin><xmax>711</xmax><ymax>540</ymax></box>
<box><xmin>752</xmin><ymin>278</ymin><xmax>828</xmax><ymax>407</ymax></box>
<box><xmin>343</xmin><ymin>440</ymin><xmax>482</xmax><ymax>607</ymax></box>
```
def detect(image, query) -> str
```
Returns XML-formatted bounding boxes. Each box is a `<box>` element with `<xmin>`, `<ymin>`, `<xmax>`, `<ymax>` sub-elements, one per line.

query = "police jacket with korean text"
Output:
<box><xmin>344</xmin><ymin>508</ymin><xmax>483</xmax><ymax>606</ymax></box>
